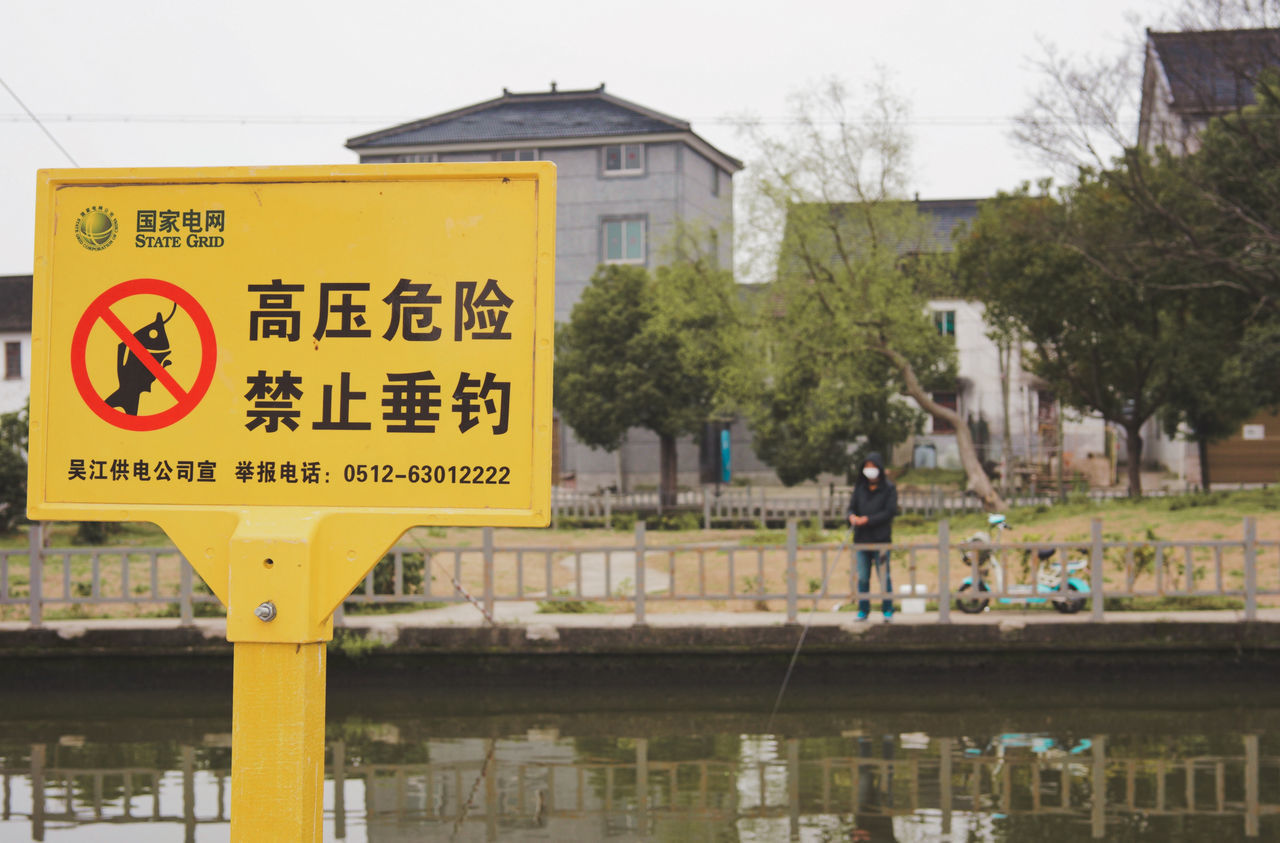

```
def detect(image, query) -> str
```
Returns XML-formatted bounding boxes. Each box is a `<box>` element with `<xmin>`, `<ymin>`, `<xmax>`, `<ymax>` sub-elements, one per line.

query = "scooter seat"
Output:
<box><xmin>1037</xmin><ymin>548</ymin><xmax>1057</xmax><ymax>560</ymax></box>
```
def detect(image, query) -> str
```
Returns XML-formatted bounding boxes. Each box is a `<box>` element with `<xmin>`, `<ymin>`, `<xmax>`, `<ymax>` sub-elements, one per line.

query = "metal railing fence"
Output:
<box><xmin>0</xmin><ymin>518</ymin><xmax>1274</xmax><ymax>628</ymax></box>
<box><xmin>551</xmin><ymin>484</ymin><xmax>1222</xmax><ymax>527</ymax></box>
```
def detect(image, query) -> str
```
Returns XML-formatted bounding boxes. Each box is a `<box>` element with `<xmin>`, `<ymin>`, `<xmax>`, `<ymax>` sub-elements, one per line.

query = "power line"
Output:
<box><xmin>0</xmin><ymin>112</ymin><xmax>1131</xmax><ymax>129</ymax></box>
<box><xmin>0</xmin><ymin>77</ymin><xmax>78</xmax><ymax>166</ymax></box>
<box><xmin>0</xmin><ymin>113</ymin><xmax>411</xmax><ymax>126</ymax></box>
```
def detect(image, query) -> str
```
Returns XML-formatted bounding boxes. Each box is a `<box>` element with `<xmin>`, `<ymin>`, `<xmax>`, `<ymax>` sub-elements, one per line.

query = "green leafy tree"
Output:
<box><xmin>0</xmin><ymin>402</ymin><xmax>26</xmax><ymax>533</ymax></box>
<box><xmin>957</xmin><ymin>177</ymin><xmax>1193</xmax><ymax>496</ymax></box>
<box><xmin>736</xmin><ymin>77</ymin><xmax>1003</xmax><ymax>507</ymax></box>
<box><xmin>1009</xmin><ymin>5</ymin><xmax>1280</xmax><ymax>488</ymax></box>
<box><xmin>741</xmin><ymin>309</ymin><xmax>919</xmax><ymax>485</ymax></box>
<box><xmin>555</xmin><ymin>261</ymin><xmax>740</xmax><ymax>505</ymax></box>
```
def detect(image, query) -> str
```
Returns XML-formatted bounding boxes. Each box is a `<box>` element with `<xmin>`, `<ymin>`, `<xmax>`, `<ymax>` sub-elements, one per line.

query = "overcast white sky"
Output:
<box><xmin>1</xmin><ymin>0</ymin><xmax>1176</xmax><ymax>276</ymax></box>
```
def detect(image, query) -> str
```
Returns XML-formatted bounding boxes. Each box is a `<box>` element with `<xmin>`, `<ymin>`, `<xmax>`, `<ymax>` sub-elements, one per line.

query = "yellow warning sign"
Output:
<box><xmin>29</xmin><ymin>165</ymin><xmax>556</xmax><ymax>526</ymax></box>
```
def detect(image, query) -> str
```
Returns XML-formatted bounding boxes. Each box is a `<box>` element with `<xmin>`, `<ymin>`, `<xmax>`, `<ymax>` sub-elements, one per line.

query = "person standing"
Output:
<box><xmin>846</xmin><ymin>452</ymin><xmax>898</xmax><ymax>622</ymax></box>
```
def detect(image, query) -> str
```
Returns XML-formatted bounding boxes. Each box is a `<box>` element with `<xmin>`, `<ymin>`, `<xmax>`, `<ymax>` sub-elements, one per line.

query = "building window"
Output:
<box><xmin>710</xmin><ymin>162</ymin><xmax>720</xmax><ymax>196</ymax></box>
<box><xmin>931</xmin><ymin>391</ymin><xmax>957</xmax><ymax>434</ymax></box>
<box><xmin>604</xmin><ymin>144</ymin><xmax>643</xmax><ymax>175</ymax></box>
<box><xmin>495</xmin><ymin>149</ymin><xmax>537</xmax><ymax>161</ymax></box>
<box><xmin>4</xmin><ymin>342</ymin><xmax>19</xmax><ymax>380</ymax></box>
<box><xmin>390</xmin><ymin>152</ymin><xmax>437</xmax><ymax>163</ymax></box>
<box><xmin>934</xmin><ymin>310</ymin><xmax>955</xmax><ymax>338</ymax></box>
<box><xmin>603</xmin><ymin>219</ymin><xmax>645</xmax><ymax>263</ymax></box>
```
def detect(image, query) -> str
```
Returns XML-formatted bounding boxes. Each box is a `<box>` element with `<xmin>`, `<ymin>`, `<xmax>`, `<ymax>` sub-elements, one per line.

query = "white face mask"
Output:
<box><xmin>863</xmin><ymin>466</ymin><xmax>880</xmax><ymax>481</ymax></box>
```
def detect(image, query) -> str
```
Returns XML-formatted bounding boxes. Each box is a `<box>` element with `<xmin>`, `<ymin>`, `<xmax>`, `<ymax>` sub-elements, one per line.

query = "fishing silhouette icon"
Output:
<box><xmin>105</xmin><ymin>303</ymin><xmax>177</xmax><ymax>416</ymax></box>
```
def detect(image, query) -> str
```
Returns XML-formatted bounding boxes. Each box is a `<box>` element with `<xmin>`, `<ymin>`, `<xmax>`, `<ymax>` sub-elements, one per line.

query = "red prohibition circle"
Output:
<box><xmin>70</xmin><ymin>278</ymin><xmax>218</xmax><ymax>432</ymax></box>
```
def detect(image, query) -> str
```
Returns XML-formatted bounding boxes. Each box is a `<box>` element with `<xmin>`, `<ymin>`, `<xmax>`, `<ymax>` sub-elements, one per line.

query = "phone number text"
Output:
<box><xmin>343</xmin><ymin>464</ymin><xmax>512</xmax><ymax>485</ymax></box>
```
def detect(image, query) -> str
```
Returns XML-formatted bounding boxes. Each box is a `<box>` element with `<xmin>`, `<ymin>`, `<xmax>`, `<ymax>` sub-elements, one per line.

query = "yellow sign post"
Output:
<box><xmin>28</xmin><ymin>164</ymin><xmax>555</xmax><ymax>840</ymax></box>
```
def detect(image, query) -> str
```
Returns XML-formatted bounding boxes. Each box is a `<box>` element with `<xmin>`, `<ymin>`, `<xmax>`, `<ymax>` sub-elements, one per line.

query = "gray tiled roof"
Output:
<box><xmin>914</xmin><ymin>199</ymin><xmax>980</xmax><ymax>253</ymax></box>
<box><xmin>1151</xmin><ymin>28</ymin><xmax>1280</xmax><ymax>113</ymax></box>
<box><xmin>348</xmin><ymin>86</ymin><xmax>690</xmax><ymax>149</ymax></box>
<box><xmin>788</xmin><ymin>199</ymin><xmax>980</xmax><ymax>255</ymax></box>
<box><xmin>0</xmin><ymin>276</ymin><xmax>31</xmax><ymax>332</ymax></box>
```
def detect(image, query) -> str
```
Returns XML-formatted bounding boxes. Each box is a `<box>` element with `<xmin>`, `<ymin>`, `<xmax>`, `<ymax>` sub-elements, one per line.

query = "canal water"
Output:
<box><xmin>0</xmin><ymin>664</ymin><xmax>1277</xmax><ymax>841</ymax></box>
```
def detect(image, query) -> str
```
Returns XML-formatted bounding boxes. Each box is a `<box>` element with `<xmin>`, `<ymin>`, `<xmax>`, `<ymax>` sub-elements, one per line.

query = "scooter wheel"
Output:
<box><xmin>957</xmin><ymin>582</ymin><xmax>990</xmax><ymax>614</ymax></box>
<box><xmin>1052</xmin><ymin>583</ymin><xmax>1085</xmax><ymax>614</ymax></box>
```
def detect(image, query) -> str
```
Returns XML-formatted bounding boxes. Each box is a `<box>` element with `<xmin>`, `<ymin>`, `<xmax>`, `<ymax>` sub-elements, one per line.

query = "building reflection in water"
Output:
<box><xmin>0</xmin><ymin>720</ymin><xmax>1275</xmax><ymax>841</ymax></box>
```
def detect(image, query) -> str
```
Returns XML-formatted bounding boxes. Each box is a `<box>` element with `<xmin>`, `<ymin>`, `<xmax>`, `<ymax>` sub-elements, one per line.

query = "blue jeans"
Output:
<box><xmin>856</xmin><ymin>549</ymin><xmax>893</xmax><ymax>616</ymax></box>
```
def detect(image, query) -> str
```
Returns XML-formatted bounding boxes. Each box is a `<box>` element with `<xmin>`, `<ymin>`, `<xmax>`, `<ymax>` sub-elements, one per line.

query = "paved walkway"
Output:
<box><xmin>557</xmin><ymin>549</ymin><xmax>672</xmax><ymax>598</ymax></box>
<box><xmin>5</xmin><ymin>607</ymin><xmax>1277</xmax><ymax>637</ymax></box>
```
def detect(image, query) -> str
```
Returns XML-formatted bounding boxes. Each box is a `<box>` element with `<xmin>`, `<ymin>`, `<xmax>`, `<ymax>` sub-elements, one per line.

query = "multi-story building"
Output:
<box><xmin>1137</xmin><ymin>27</ymin><xmax>1280</xmax><ymax>484</ymax></box>
<box><xmin>1138</xmin><ymin>27</ymin><xmax>1280</xmax><ymax>156</ymax></box>
<box><xmin>347</xmin><ymin>85</ymin><xmax>743</xmax><ymax>490</ymax></box>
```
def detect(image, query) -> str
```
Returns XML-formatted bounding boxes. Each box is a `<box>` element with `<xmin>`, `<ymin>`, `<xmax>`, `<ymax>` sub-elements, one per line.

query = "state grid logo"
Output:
<box><xmin>75</xmin><ymin>205</ymin><xmax>118</xmax><ymax>251</ymax></box>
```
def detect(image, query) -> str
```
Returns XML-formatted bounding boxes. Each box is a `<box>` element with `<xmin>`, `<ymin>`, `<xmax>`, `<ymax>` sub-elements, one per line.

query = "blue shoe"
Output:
<box><xmin>855</xmin><ymin>612</ymin><xmax>869</xmax><ymax>622</ymax></box>
<box><xmin>883</xmin><ymin>613</ymin><xmax>894</xmax><ymax>624</ymax></box>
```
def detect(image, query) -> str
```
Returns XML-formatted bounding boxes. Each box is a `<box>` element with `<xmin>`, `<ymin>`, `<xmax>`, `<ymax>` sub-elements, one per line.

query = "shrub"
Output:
<box><xmin>651</xmin><ymin>511</ymin><xmax>701</xmax><ymax>531</ymax></box>
<box><xmin>74</xmin><ymin>522</ymin><xmax>122</xmax><ymax>545</ymax></box>
<box><xmin>537</xmin><ymin>589</ymin><xmax>610</xmax><ymax>614</ymax></box>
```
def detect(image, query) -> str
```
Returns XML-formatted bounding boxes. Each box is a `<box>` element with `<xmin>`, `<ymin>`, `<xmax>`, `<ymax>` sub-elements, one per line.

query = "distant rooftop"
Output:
<box><xmin>1149</xmin><ymin>28</ymin><xmax>1280</xmax><ymax>113</ymax></box>
<box><xmin>347</xmin><ymin>84</ymin><xmax>742</xmax><ymax>170</ymax></box>
<box><xmin>0</xmin><ymin>276</ymin><xmax>31</xmax><ymax>332</ymax></box>
<box><xmin>914</xmin><ymin>199</ymin><xmax>980</xmax><ymax>253</ymax></box>
<box><xmin>787</xmin><ymin>198</ymin><xmax>980</xmax><ymax>254</ymax></box>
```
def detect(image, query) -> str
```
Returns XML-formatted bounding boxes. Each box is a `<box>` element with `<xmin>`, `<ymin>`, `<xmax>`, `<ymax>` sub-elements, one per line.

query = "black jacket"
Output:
<box><xmin>846</xmin><ymin>452</ymin><xmax>898</xmax><ymax>544</ymax></box>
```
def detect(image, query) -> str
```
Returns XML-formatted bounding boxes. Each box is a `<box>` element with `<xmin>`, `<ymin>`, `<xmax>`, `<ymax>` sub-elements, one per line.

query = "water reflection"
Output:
<box><xmin>0</xmin><ymin>683</ymin><xmax>1277</xmax><ymax>841</ymax></box>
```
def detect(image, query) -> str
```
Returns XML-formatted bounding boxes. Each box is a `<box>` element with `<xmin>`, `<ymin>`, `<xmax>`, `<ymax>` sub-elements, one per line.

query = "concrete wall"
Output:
<box><xmin>549</xmin><ymin>141</ymin><xmax>684</xmax><ymax>321</ymax></box>
<box><xmin>674</xmin><ymin>146</ymin><xmax>734</xmax><ymax>269</ymax></box>
<box><xmin>559</xmin><ymin>417</ymin><xmax>775</xmax><ymax>493</ymax></box>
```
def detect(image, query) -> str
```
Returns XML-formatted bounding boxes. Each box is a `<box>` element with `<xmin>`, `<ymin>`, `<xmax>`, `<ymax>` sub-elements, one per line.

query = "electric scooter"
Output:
<box><xmin>956</xmin><ymin>514</ymin><xmax>1090</xmax><ymax>614</ymax></box>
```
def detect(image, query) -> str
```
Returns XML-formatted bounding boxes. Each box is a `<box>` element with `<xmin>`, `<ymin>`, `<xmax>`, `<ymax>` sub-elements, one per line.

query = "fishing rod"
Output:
<box><xmin>765</xmin><ymin>525</ymin><xmax>856</xmax><ymax>734</ymax></box>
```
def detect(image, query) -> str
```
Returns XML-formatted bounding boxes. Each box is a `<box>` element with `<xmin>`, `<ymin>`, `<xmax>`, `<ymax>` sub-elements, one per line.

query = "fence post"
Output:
<box><xmin>634</xmin><ymin>521</ymin><xmax>647</xmax><ymax>626</ymax></box>
<box><xmin>27</xmin><ymin>521</ymin><xmax>42</xmax><ymax>629</ymax></box>
<box><xmin>703</xmin><ymin>491</ymin><xmax>711</xmax><ymax>530</ymax></box>
<box><xmin>786</xmin><ymin>518</ymin><xmax>798</xmax><ymax>624</ymax></box>
<box><xmin>938</xmin><ymin>520</ymin><xmax>951</xmax><ymax>624</ymax></box>
<box><xmin>605</xmin><ymin>496</ymin><xmax>612</xmax><ymax>530</ymax></box>
<box><xmin>1090</xmin><ymin>518</ymin><xmax>1105</xmax><ymax>621</ymax></box>
<box><xmin>179</xmin><ymin>558</ymin><xmax>194</xmax><ymax>627</ymax></box>
<box><xmin>1244</xmin><ymin>516</ymin><xmax>1258</xmax><ymax>622</ymax></box>
<box><xmin>482</xmin><ymin>527</ymin><xmax>495</xmax><ymax>620</ymax></box>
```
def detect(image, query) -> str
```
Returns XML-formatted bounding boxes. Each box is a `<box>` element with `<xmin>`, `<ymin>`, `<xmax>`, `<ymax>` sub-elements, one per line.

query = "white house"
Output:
<box><xmin>905</xmin><ymin>202</ymin><xmax>1109</xmax><ymax>483</ymax></box>
<box><xmin>0</xmin><ymin>275</ymin><xmax>31</xmax><ymax>416</ymax></box>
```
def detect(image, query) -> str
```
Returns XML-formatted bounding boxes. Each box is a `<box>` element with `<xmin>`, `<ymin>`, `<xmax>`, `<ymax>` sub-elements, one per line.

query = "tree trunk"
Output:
<box><xmin>1124</xmin><ymin>422</ymin><xmax>1144</xmax><ymax>498</ymax></box>
<box><xmin>659</xmin><ymin>433</ymin><xmax>678</xmax><ymax>508</ymax></box>
<box><xmin>1198</xmin><ymin>435</ymin><xmax>1211</xmax><ymax>492</ymax></box>
<box><xmin>999</xmin><ymin>342</ymin><xmax>1014</xmax><ymax>497</ymax></box>
<box><xmin>881</xmin><ymin>345</ymin><xmax>1006</xmax><ymax>512</ymax></box>
<box><xmin>1056</xmin><ymin>398</ymin><xmax>1067</xmax><ymax>504</ymax></box>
